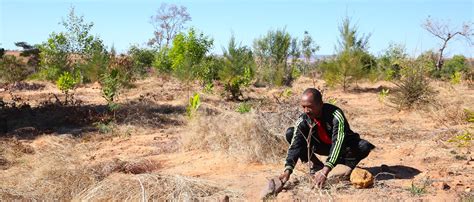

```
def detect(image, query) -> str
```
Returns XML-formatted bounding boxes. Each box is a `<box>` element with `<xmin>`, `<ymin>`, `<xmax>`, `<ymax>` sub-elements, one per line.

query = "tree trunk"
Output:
<box><xmin>436</xmin><ymin>39</ymin><xmax>449</xmax><ymax>71</ymax></box>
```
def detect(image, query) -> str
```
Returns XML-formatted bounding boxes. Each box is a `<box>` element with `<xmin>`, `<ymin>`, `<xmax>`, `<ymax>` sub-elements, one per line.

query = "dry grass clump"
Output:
<box><xmin>76</xmin><ymin>173</ymin><xmax>241</xmax><ymax>201</ymax></box>
<box><xmin>182</xmin><ymin>110</ymin><xmax>294</xmax><ymax>163</ymax></box>
<box><xmin>0</xmin><ymin>135</ymin><xmax>98</xmax><ymax>200</ymax></box>
<box><xmin>0</xmin><ymin>138</ymin><xmax>35</xmax><ymax>170</ymax></box>
<box><xmin>116</xmin><ymin>99</ymin><xmax>185</xmax><ymax>128</ymax></box>
<box><xmin>91</xmin><ymin>158</ymin><xmax>160</xmax><ymax>178</ymax></box>
<box><xmin>0</xmin><ymin>134</ymin><xmax>189</xmax><ymax>200</ymax></box>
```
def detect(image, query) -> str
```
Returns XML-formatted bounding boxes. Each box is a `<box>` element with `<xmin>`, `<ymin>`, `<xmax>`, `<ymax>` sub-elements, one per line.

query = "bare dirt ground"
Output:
<box><xmin>0</xmin><ymin>76</ymin><xmax>472</xmax><ymax>201</ymax></box>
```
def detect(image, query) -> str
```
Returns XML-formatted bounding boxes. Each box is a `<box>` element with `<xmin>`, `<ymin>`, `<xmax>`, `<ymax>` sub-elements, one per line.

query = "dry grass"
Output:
<box><xmin>182</xmin><ymin>108</ymin><xmax>298</xmax><ymax>163</ymax></box>
<box><xmin>0</xmin><ymin>134</ymin><xmax>236</xmax><ymax>200</ymax></box>
<box><xmin>76</xmin><ymin>173</ymin><xmax>241</xmax><ymax>201</ymax></box>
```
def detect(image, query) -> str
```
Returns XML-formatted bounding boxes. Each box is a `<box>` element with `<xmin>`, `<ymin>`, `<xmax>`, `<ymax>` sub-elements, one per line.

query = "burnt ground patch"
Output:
<box><xmin>0</xmin><ymin>99</ymin><xmax>186</xmax><ymax>140</ymax></box>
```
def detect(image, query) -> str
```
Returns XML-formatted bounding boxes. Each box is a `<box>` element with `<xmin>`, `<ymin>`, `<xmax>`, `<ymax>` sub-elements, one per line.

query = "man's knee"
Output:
<box><xmin>358</xmin><ymin>139</ymin><xmax>375</xmax><ymax>157</ymax></box>
<box><xmin>285</xmin><ymin>127</ymin><xmax>294</xmax><ymax>144</ymax></box>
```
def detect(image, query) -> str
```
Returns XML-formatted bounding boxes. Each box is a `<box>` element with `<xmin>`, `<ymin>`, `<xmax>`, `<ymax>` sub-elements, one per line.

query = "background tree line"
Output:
<box><xmin>0</xmin><ymin>4</ymin><xmax>473</xmax><ymax>106</ymax></box>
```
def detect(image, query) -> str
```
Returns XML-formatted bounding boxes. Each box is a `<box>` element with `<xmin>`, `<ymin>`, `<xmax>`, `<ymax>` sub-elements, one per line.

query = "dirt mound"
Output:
<box><xmin>0</xmin><ymin>82</ymin><xmax>45</xmax><ymax>91</ymax></box>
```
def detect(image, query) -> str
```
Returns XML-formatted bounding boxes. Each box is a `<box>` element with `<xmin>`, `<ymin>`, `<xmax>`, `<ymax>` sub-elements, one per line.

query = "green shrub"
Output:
<box><xmin>56</xmin><ymin>71</ymin><xmax>78</xmax><ymax>104</ymax></box>
<box><xmin>169</xmin><ymin>28</ymin><xmax>213</xmax><ymax>82</ymax></box>
<box><xmin>128</xmin><ymin>45</ymin><xmax>155</xmax><ymax>77</ymax></box>
<box><xmin>253</xmin><ymin>28</ymin><xmax>292</xmax><ymax>86</ymax></box>
<box><xmin>101</xmin><ymin>68</ymin><xmax>120</xmax><ymax>110</ymax></box>
<box><xmin>220</xmin><ymin>36</ymin><xmax>254</xmax><ymax>100</ymax></box>
<box><xmin>450</xmin><ymin>71</ymin><xmax>462</xmax><ymax>84</ymax></box>
<box><xmin>0</xmin><ymin>55</ymin><xmax>31</xmax><ymax>83</ymax></box>
<box><xmin>441</xmin><ymin>55</ymin><xmax>469</xmax><ymax>80</ymax></box>
<box><xmin>196</xmin><ymin>55</ymin><xmax>223</xmax><ymax>86</ymax></box>
<box><xmin>39</xmin><ymin>7</ymin><xmax>108</xmax><ymax>83</ymax></box>
<box><xmin>321</xmin><ymin>17</ymin><xmax>376</xmax><ymax>90</ymax></box>
<box><xmin>235</xmin><ymin>102</ymin><xmax>252</xmax><ymax>114</ymax></box>
<box><xmin>377</xmin><ymin>43</ymin><xmax>408</xmax><ymax>81</ymax></box>
<box><xmin>56</xmin><ymin>71</ymin><xmax>77</xmax><ymax>93</ymax></box>
<box><xmin>152</xmin><ymin>47</ymin><xmax>172</xmax><ymax>74</ymax></box>
<box><xmin>391</xmin><ymin>61</ymin><xmax>436</xmax><ymax>109</ymax></box>
<box><xmin>447</xmin><ymin>131</ymin><xmax>472</xmax><ymax>147</ymax></box>
<box><xmin>378</xmin><ymin>88</ymin><xmax>390</xmax><ymax>102</ymax></box>
<box><xmin>407</xmin><ymin>181</ymin><xmax>427</xmax><ymax>196</ymax></box>
<box><xmin>186</xmin><ymin>93</ymin><xmax>201</xmax><ymax>118</ymax></box>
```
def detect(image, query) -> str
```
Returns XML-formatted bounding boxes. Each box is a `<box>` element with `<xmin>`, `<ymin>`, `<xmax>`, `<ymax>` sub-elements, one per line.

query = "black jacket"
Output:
<box><xmin>284</xmin><ymin>103</ymin><xmax>360</xmax><ymax>172</ymax></box>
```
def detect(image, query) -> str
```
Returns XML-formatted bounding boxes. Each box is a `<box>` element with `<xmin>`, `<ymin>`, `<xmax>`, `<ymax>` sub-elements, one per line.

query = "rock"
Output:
<box><xmin>432</xmin><ymin>182</ymin><xmax>450</xmax><ymax>190</ymax></box>
<box><xmin>260</xmin><ymin>177</ymin><xmax>284</xmax><ymax>199</ymax></box>
<box><xmin>465</xmin><ymin>188</ymin><xmax>471</xmax><ymax>193</ymax></box>
<box><xmin>350</xmin><ymin>168</ymin><xmax>374</xmax><ymax>188</ymax></box>
<box><xmin>220</xmin><ymin>195</ymin><xmax>229</xmax><ymax>202</ymax></box>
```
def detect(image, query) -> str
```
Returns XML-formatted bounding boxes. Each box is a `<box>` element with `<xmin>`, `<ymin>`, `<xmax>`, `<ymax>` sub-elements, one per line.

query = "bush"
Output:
<box><xmin>152</xmin><ymin>47</ymin><xmax>172</xmax><ymax>74</ymax></box>
<box><xmin>168</xmin><ymin>28</ymin><xmax>213</xmax><ymax>82</ymax></box>
<box><xmin>39</xmin><ymin>7</ymin><xmax>108</xmax><ymax>83</ymax></box>
<box><xmin>186</xmin><ymin>93</ymin><xmax>201</xmax><ymax>118</ymax></box>
<box><xmin>235</xmin><ymin>102</ymin><xmax>251</xmax><ymax>114</ymax></box>
<box><xmin>253</xmin><ymin>28</ymin><xmax>292</xmax><ymax>86</ymax></box>
<box><xmin>0</xmin><ymin>55</ymin><xmax>31</xmax><ymax>83</ymax></box>
<box><xmin>56</xmin><ymin>71</ymin><xmax>78</xmax><ymax>105</ymax></box>
<box><xmin>101</xmin><ymin>68</ymin><xmax>120</xmax><ymax>105</ymax></box>
<box><xmin>442</xmin><ymin>55</ymin><xmax>469</xmax><ymax>80</ymax></box>
<box><xmin>391</xmin><ymin>61</ymin><xmax>436</xmax><ymax>109</ymax></box>
<box><xmin>321</xmin><ymin>17</ymin><xmax>376</xmax><ymax>90</ymax></box>
<box><xmin>128</xmin><ymin>46</ymin><xmax>155</xmax><ymax>77</ymax></box>
<box><xmin>196</xmin><ymin>55</ymin><xmax>223</xmax><ymax>86</ymax></box>
<box><xmin>377</xmin><ymin>43</ymin><xmax>408</xmax><ymax>80</ymax></box>
<box><xmin>220</xmin><ymin>36</ymin><xmax>254</xmax><ymax>100</ymax></box>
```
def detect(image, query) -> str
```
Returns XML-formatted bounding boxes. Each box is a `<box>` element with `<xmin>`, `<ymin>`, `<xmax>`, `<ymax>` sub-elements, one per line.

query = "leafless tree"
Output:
<box><xmin>148</xmin><ymin>3</ymin><xmax>191</xmax><ymax>48</ymax></box>
<box><xmin>422</xmin><ymin>17</ymin><xmax>473</xmax><ymax>71</ymax></box>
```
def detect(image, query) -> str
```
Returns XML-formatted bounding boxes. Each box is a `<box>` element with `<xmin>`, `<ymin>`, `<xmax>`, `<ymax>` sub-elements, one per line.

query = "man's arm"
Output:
<box><xmin>284</xmin><ymin>117</ymin><xmax>307</xmax><ymax>174</ymax></box>
<box><xmin>325</xmin><ymin>109</ymin><xmax>346</xmax><ymax>169</ymax></box>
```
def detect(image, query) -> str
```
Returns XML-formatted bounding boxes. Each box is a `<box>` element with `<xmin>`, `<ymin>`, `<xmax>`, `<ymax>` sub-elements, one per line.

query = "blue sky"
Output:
<box><xmin>1</xmin><ymin>0</ymin><xmax>473</xmax><ymax>57</ymax></box>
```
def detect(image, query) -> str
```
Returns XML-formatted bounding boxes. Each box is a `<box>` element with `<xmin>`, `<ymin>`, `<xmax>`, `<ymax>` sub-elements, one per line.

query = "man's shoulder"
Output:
<box><xmin>322</xmin><ymin>103</ymin><xmax>346</xmax><ymax>119</ymax></box>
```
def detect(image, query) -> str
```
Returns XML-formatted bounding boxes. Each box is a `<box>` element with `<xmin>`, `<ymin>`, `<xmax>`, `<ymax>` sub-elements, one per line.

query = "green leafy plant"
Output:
<box><xmin>101</xmin><ymin>68</ymin><xmax>120</xmax><ymax>111</ymax></box>
<box><xmin>56</xmin><ymin>71</ymin><xmax>78</xmax><ymax>104</ymax></box>
<box><xmin>39</xmin><ymin>7</ymin><xmax>107</xmax><ymax>83</ymax></box>
<box><xmin>94</xmin><ymin>121</ymin><xmax>113</xmax><ymax>134</ymax></box>
<box><xmin>253</xmin><ymin>28</ymin><xmax>292</xmax><ymax>86</ymax></box>
<box><xmin>450</xmin><ymin>71</ymin><xmax>462</xmax><ymax>84</ymax></box>
<box><xmin>321</xmin><ymin>17</ymin><xmax>376</xmax><ymax>90</ymax></box>
<box><xmin>235</xmin><ymin>102</ymin><xmax>252</xmax><ymax>114</ymax></box>
<box><xmin>408</xmin><ymin>181</ymin><xmax>427</xmax><ymax>196</ymax></box>
<box><xmin>169</xmin><ymin>28</ymin><xmax>213</xmax><ymax>82</ymax></box>
<box><xmin>186</xmin><ymin>93</ymin><xmax>201</xmax><ymax>118</ymax></box>
<box><xmin>220</xmin><ymin>35</ymin><xmax>255</xmax><ymax>100</ymax></box>
<box><xmin>391</xmin><ymin>61</ymin><xmax>436</xmax><ymax>109</ymax></box>
<box><xmin>128</xmin><ymin>45</ymin><xmax>155</xmax><ymax>77</ymax></box>
<box><xmin>447</xmin><ymin>131</ymin><xmax>472</xmax><ymax>147</ymax></box>
<box><xmin>378</xmin><ymin>88</ymin><xmax>390</xmax><ymax>102</ymax></box>
<box><xmin>203</xmin><ymin>83</ymin><xmax>214</xmax><ymax>93</ymax></box>
<box><xmin>327</xmin><ymin>98</ymin><xmax>337</xmax><ymax>105</ymax></box>
<box><xmin>282</xmin><ymin>88</ymin><xmax>292</xmax><ymax>98</ymax></box>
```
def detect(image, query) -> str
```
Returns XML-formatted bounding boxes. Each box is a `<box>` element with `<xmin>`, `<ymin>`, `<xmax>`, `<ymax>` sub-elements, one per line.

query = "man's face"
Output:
<box><xmin>301</xmin><ymin>93</ymin><xmax>323</xmax><ymax>119</ymax></box>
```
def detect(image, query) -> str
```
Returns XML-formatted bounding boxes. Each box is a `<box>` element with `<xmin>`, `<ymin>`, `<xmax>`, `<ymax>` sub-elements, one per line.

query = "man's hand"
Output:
<box><xmin>279</xmin><ymin>170</ymin><xmax>291</xmax><ymax>184</ymax></box>
<box><xmin>313</xmin><ymin>166</ymin><xmax>331</xmax><ymax>188</ymax></box>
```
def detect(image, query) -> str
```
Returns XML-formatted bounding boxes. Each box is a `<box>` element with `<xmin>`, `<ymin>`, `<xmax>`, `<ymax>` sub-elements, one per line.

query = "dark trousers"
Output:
<box><xmin>285</xmin><ymin>127</ymin><xmax>375</xmax><ymax>169</ymax></box>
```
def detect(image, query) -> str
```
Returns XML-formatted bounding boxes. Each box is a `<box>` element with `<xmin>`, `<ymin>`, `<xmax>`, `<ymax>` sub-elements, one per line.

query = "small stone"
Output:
<box><xmin>441</xmin><ymin>182</ymin><xmax>450</xmax><ymax>190</ymax></box>
<box><xmin>220</xmin><ymin>195</ymin><xmax>229</xmax><ymax>202</ymax></box>
<box><xmin>465</xmin><ymin>188</ymin><xmax>471</xmax><ymax>193</ymax></box>
<box><xmin>350</xmin><ymin>168</ymin><xmax>374</xmax><ymax>189</ymax></box>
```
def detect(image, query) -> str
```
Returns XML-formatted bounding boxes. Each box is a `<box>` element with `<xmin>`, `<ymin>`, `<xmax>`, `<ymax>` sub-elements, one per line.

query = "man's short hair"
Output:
<box><xmin>303</xmin><ymin>88</ymin><xmax>323</xmax><ymax>104</ymax></box>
